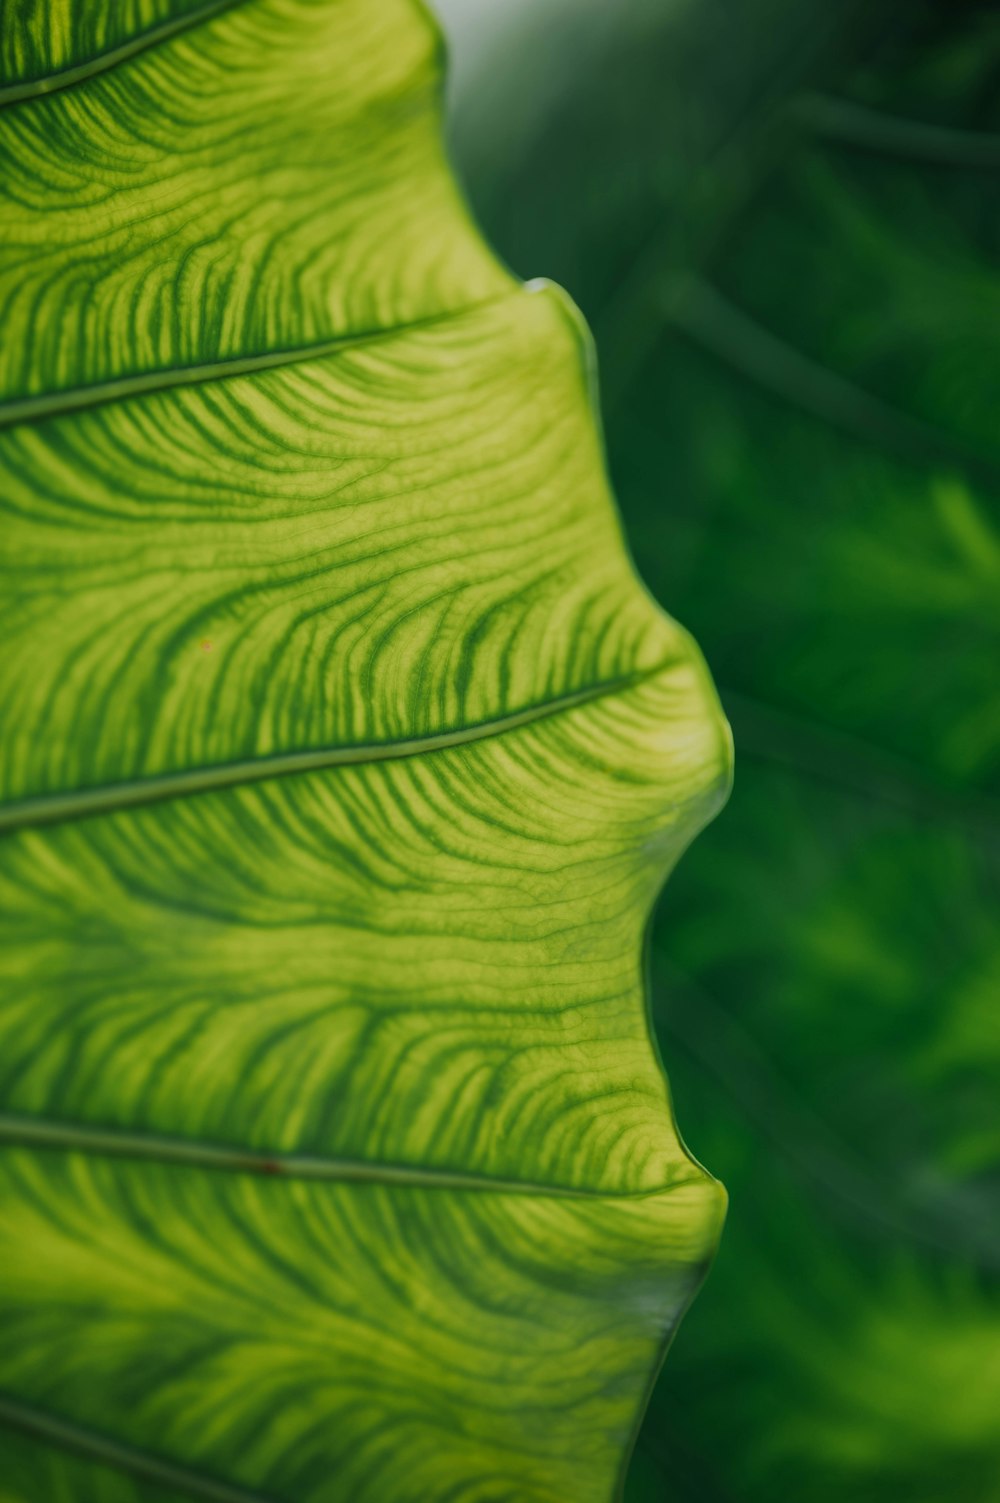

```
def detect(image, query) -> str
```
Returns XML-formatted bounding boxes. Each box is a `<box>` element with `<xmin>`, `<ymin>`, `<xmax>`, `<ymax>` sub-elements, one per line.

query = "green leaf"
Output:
<box><xmin>440</xmin><ymin>0</ymin><xmax>1000</xmax><ymax>1499</ymax></box>
<box><xmin>0</xmin><ymin>2</ymin><xmax>731</xmax><ymax>1501</ymax></box>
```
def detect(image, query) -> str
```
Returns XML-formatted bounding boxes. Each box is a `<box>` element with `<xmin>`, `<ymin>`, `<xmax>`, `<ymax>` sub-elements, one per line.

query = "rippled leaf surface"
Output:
<box><xmin>0</xmin><ymin>3</ymin><xmax>731</xmax><ymax>1501</ymax></box>
<box><xmin>439</xmin><ymin>0</ymin><xmax>1000</xmax><ymax>1498</ymax></box>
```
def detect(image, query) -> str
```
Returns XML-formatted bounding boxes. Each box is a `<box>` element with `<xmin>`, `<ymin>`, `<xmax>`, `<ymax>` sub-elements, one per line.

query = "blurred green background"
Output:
<box><xmin>433</xmin><ymin>1</ymin><xmax>1000</xmax><ymax>1498</ymax></box>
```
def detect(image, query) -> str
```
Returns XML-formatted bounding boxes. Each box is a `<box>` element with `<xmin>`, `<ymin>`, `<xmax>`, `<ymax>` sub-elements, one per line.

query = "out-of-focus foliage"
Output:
<box><xmin>439</xmin><ymin>0</ymin><xmax>1000</xmax><ymax>1497</ymax></box>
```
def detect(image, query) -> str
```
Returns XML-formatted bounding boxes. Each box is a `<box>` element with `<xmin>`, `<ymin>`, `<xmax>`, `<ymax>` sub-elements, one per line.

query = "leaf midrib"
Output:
<box><xmin>0</xmin><ymin>661</ymin><xmax>675</xmax><ymax>833</ymax></box>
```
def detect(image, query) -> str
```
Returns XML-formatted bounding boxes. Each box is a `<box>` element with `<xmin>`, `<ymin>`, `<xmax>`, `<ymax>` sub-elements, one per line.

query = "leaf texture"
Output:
<box><xmin>0</xmin><ymin>2</ymin><xmax>731</xmax><ymax>1501</ymax></box>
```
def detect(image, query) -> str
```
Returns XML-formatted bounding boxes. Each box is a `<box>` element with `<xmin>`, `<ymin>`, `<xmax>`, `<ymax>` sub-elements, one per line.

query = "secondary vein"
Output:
<box><xmin>0</xmin><ymin>1112</ymin><xmax>702</xmax><ymax>1200</ymax></box>
<box><xmin>0</xmin><ymin>665</ymin><xmax>664</xmax><ymax>835</ymax></box>
<box><xmin>0</xmin><ymin>1394</ymin><xmax>277</xmax><ymax>1503</ymax></box>
<box><xmin>0</xmin><ymin>0</ymin><xmax>250</xmax><ymax>109</ymax></box>
<box><xmin>0</xmin><ymin>293</ymin><xmax>517</xmax><ymax>432</ymax></box>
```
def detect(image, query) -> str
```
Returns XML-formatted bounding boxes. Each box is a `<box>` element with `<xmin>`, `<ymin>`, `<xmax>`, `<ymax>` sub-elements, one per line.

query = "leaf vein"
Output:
<box><xmin>0</xmin><ymin>1112</ymin><xmax>703</xmax><ymax>1199</ymax></box>
<box><xmin>0</xmin><ymin>1393</ymin><xmax>277</xmax><ymax>1503</ymax></box>
<box><xmin>0</xmin><ymin>662</ymin><xmax>671</xmax><ymax>834</ymax></box>
<box><xmin>0</xmin><ymin>292</ymin><xmax>517</xmax><ymax>432</ymax></box>
<box><xmin>0</xmin><ymin>0</ymin><xmax>252</xmax><ymax>110</ymax></box>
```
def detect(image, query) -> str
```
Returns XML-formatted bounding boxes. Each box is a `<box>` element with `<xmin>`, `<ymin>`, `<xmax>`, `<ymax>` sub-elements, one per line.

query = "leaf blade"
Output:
<box><xmin>0</xmin><ymin>2</ymin><xmax>730</xmax><ymax>1498</ymax></box>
